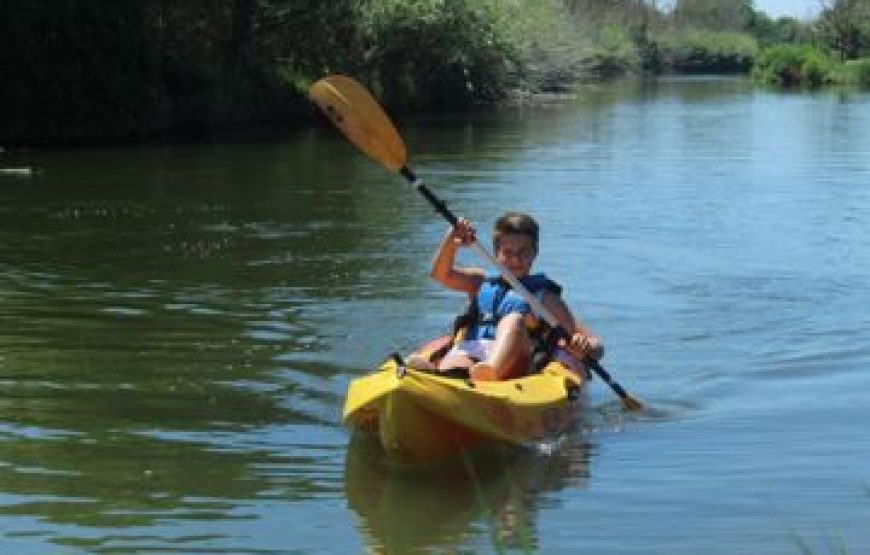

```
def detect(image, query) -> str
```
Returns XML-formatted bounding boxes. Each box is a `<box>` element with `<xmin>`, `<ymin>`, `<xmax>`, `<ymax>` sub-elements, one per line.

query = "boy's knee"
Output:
<box><xmin>497</xmin><ymin>312</ymin><xmax>527</xmax><ymax>334</ymax></box>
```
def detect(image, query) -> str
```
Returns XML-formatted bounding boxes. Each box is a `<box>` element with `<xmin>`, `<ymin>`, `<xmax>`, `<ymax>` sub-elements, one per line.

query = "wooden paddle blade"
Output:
<box><xmin>309</xmin><ymin>75</ymin><xmax>407</xmax><ymax>172</ymax></box>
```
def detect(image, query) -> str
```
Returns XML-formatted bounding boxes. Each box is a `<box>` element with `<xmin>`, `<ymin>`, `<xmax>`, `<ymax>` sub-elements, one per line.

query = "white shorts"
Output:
<box><xmin>445</xmin><ymin>339</ymin><xmax>585</xmax><ymax>372</ymax></box>
<box><xmin>444</xmin><ymin>339</ymin><xmax>495</xmax><ymax>362</ymax></box>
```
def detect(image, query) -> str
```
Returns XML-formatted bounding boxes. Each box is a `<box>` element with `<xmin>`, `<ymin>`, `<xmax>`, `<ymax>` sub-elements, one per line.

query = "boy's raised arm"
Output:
<box><xmin>430</xmin><ymin>220</ymin><xmax>484</xmax><ymax>294</ymax></box>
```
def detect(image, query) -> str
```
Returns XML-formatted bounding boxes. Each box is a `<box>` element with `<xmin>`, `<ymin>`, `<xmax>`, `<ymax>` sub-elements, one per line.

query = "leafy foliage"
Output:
<box><xmin>816</xmin><ymin>0</ymin><xmax>870</xmax><ymax>60</ymax></box>
<box><xmin>844</xmin><ymin>58</ymin><xmax>870</xmax><ymax>84</ymax></box>
<box><xmin>751</xmin><ymin>44</ymin><xmax>837</xmax><ymax>86</ymax></box>
<box><xmin>501</xmin><ymin>1</ymin><xmax>592</xmax><ymax>91</ymax></box>
<box><xmin>672</xmin><ymin>0</ymin><xmax>755</xmax><ymax>31</ymax></box>
<box><xmin>749</xmin><ymin>14</ymin><xmax>814</xmax><ymax>47</ymax></box>
<box><xmin>581</xmin><ymin>26</ymin><xmax>643</xmax><ymax>77</ymax></box>
<box><xmin>0</xmin><ymin>3</ymin><xmax>163</xmax><ymax>143</ymax></box>
<box><xmin>2</xmin><ymin>0</ymin><xmax>864</xmax><ymax>144</ymax></box>
<box><xmin>353</xmin><ymin>0</ymin><xmax>521</xmax><ymax>110</ymax></box>
<box><xmin>658</xmin><ymin>29</ymin><xmax>759</xmax><ymax>72</ymax></box>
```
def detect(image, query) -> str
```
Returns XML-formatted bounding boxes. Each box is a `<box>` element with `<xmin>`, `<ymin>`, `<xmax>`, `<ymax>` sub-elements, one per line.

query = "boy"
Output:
<box><xmin>428</xmin><ymin>212</ymin><xmax>603</xmax><ymax>381</ymax></box>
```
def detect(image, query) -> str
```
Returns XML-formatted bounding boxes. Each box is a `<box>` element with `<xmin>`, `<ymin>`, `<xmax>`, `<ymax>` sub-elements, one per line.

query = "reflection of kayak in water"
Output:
<box><xmin>344</xmin><ymin>436</ymin><xmax>490</xmax><ymax>552</ymax></box>
<box><xmin>343</xmin><ymin>337</ymin><xmax>586</xmax><ymax>461</ymax></box>
<box><xmin>344</xmin><ymin>433</ymin><xmax>591</xmax><ymax>553</ymax></box>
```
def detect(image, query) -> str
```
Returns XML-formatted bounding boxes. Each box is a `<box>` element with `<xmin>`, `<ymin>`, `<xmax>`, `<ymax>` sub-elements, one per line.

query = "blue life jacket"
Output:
<box><xmin>464</xmin><ymin>273</ymin><xmax>562</xmax><ymax>340</ymax></box>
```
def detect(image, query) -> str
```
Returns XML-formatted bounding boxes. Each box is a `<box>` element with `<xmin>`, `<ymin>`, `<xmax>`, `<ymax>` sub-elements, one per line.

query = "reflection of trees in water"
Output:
<box><xmin>344</xmin><ymin>433</ymin><xmax>592</xmax><ymax>553</ymax></box>
<box><xmin>0</xmin><ymin>131</ymin><xmax>422</xmax><ymax>297</ymax></box>
<box><xmin>410</xmin><ymin>78</ymin><xmax>749</xmax><ymax>144</ymax></box>
<box><xmin>0</xmin><ymin>430</ymin><xmax>319</xmax><ymax>529</ymax></box>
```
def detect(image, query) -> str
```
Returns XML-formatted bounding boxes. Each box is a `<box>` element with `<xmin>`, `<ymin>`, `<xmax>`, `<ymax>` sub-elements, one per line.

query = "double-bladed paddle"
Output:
<box><xmin>309</xmin><ymin>75</ymin><xmax>643</xmax><ymax>411</ymax></box>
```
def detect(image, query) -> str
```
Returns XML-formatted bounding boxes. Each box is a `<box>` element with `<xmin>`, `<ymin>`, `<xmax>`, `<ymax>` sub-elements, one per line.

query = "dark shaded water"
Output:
<box><xmin>2</xmin><ymin>77</ymin><xmax>869</xmax><ymax>553</ymax></box>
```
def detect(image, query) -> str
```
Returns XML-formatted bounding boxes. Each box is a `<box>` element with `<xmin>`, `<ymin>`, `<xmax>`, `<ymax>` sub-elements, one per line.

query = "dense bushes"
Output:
<box><xmin>0</xmin><ymin>2</ymin><xmax>303</xmax><ymax>144</ymax></box>
<box><xmin>353</xmin><ymin>0</ymin><xmax>520</xmax><ymax>110</ymax></box>
<box><xmin>0</xmin><ymin>1</ymin><xmax>549</xmax><ymax>144</ymax></box>
<box><xmin>658</xmin><ymin>29</ymin><xmax>759</xmax><ymax>72</ymax></box>
<box><xmin>843</xmin><ymin>59</ymin><xmax>870</xmax><ymax>85</ymax></box>
<box><xmin>340</xmin><ymin>0</ymin><xmax>593</xmax><ymax>106</ymax></box>
<box><xmin>752</xmin><ymin>45</ymin><xmax>835</xmax><ymax>86</ymax></box>
<box><xmin>578</xmin><ymin>26</ymin><xmax>643</xmax><ymax>78</ymax></box>
<box><xmin>751</xmin><ymin>44</ymin><xmax>870</xmax><ymax>86</ymax></box>
<box><xmin>0</xmin><ymin>4</ymin><xmax>163</xmax><ymax>143</ymax></box>
<box><xmin>495</xmin><ymin>1</ymin><xmax>591</xmax><ymax>91</ymax></box>
<box><xmin>3</xmin><ymin>1</ymin><xmax>865</xmax><ymax>145</ymax></box>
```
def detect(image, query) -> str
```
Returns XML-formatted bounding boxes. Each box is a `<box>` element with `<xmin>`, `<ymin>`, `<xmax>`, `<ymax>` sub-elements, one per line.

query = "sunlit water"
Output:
<box><xmin>2</xmin><ymin>77</ymin><xmax>869</xmax><ymax>554</ymax></box>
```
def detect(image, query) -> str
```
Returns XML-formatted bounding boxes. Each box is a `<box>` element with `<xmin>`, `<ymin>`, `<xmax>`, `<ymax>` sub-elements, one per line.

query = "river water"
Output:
<box><xmin>1</xmin><ymin>77</ymin><xmax>869</xmax><ymax>554</ymax></box>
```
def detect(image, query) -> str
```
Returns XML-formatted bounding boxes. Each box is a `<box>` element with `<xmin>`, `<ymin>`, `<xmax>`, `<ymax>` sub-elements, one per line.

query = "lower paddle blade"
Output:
<box><xmin>621</xmin><ymin>395</ymin><xmax>644</xmax><ymax>412</ymax></box>
<box><xmin>309</xmin><ymin>75</ymin><xmax>407</xmax><ymax>172</ymax></box>
<box><xmin>587</xmin><ymin>359</ymin><xmax>644</xmax><ymax>412</ymax></box>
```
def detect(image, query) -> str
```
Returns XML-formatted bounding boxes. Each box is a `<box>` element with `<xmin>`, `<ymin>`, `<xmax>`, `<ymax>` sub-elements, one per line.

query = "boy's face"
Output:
<box><xmin>495</xmin><ymin>233</ymin><xmax>536</xmax><ymax>277</ymax></box>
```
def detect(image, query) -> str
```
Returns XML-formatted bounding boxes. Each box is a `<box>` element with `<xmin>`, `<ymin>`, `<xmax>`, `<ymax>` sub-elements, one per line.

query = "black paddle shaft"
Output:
<box><xmin>400</xmin><ymin>166</ymin><xmax>458</xmax><ymax>227</ymax></box>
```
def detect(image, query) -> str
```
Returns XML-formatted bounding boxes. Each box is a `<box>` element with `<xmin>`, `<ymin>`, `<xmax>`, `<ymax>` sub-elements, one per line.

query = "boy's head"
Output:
<box><xmin>493</xmin><ymin>212</ymin><xmax>539</xmax><ymax>276</ymax></box>
<box><xmin>493</xmin><ymin>212</ymin><xmax>539</xmax><ymax>253</ymax></box>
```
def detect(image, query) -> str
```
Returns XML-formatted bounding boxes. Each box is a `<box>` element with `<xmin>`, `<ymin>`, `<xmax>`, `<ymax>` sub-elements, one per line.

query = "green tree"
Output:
<box><xmin>673</xmin><ymin>0</ymin><xmax>755</xmax><ymax>31</ymax></box>
<box><xmin>258</xmin><ymin>1</ymin><xmax>364</xmax><ymax>80</ymax></box>
<box><xmin>752</xmin><ymin>44</ymin><xmax>836</xmax><ymax>86</ymax></box>
<box><xmin>816</xmin><ymin>0</ymin><xmax>870</xmax><ymax>60</ymax></box>
<box><xmin>0</xmin><ymin>2</ymin><xmax>163</xmax><ymax>143</ymax></box>
<box><xmin>354</xmin><ymin>0</ymin><xmax>520</xmax><ymax>110</ymax></box>
<box><xmin>748</xmin><ymin>12</ymin><xmax>813</xmax><ymax>46</ymax></box>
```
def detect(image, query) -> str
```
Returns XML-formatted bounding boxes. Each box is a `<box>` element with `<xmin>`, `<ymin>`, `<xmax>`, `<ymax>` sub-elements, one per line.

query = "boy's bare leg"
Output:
<box><xmin>470</xmin><ymin>313</ymin><xmax>530</xmax><ymax>380</ymax></box>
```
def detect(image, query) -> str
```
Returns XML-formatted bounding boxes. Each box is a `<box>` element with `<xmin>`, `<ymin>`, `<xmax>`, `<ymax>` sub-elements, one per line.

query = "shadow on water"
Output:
<box><xmin>343</xmin><ymin>433</ymin><xmax>592</xmax><ymax>553</ymax></box>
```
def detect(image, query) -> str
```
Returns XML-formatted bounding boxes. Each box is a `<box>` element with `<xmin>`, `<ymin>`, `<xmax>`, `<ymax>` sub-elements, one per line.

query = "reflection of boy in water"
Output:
<box><xmin>429</xmin><ymin>212</ymin><xmax>604</xmax><ymax>380</ymax></box>
<box><xmin>495</xmin><ymin>494</ymin><xmax>532</xmax><ymax>546</ymax></box>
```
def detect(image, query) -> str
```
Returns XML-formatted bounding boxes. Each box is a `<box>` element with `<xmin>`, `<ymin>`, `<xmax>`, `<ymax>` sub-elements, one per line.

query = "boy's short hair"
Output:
<box><xmin>493</xmin><ymin>212</ymin><xmax>539</xmax><ymax>253</ymax></box>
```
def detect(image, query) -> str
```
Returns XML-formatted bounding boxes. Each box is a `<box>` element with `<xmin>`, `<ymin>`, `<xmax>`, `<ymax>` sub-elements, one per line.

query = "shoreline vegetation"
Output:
<box><xmin>1</xmin><ymin>1</ymin><xmax>869</xmax><ymax>147</ymax></box>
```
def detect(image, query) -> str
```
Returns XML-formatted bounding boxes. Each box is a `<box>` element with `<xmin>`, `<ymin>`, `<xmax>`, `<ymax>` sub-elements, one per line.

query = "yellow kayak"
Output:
<box><xmin>343</xmin><ymin>341</ymin><xmax>586</xmax><ymax>461</ymax></box>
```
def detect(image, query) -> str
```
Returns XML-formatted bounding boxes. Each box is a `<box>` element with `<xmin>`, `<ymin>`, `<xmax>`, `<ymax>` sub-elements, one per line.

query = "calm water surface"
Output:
<box><xmin>2</xmin><ymin>77</ymin><xmax>869</xmax><ymax>553</ymax></box>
